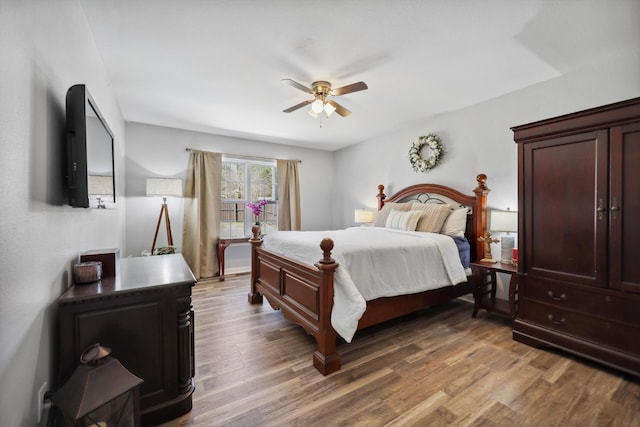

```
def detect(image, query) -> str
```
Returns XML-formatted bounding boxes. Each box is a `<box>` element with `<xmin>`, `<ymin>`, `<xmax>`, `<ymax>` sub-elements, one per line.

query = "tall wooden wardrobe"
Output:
<box><xmin>512</xmin><ymin>97</ymin><xmax>640</xmax><ymax>378</ymax></box>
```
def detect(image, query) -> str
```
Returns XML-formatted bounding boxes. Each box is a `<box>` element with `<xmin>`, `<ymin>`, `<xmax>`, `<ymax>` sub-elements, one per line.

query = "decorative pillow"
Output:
<box><xmin>374</xmin><ymin>202</ymin><xmax>413</xmax><ymax>227</ymax></box>
<box><xmin>385</xmin><ymin>210</ymin><xmax>423</xmax><ymax>231</ymax></box>
<box><xmin>440</xmin><ymin>207</ymin><xmax>469</xmax><ymax>238</ymax></box>
<box><xmin>411</xmin><ymin>203</ymin><xmax>452</xmax><ymax>233</ymax></box>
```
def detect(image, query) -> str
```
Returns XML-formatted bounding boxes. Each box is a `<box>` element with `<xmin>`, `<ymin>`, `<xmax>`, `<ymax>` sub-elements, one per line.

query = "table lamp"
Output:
<box><xmin>490</xmin><ymin>208</ymin><xmax>518</xmax><ymax>264</ymax></box>
<box><xmin>354</xmin><ymin>209</ymin><xmax>373</xmax><ymax>227</ymax></box>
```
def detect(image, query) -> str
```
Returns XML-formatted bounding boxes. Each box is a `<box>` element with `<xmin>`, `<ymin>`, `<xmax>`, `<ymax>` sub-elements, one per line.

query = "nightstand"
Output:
<box><xmin>470</xmin><ymin>260</ymin><xmax>518</xmax><ymax>320</ymax></box>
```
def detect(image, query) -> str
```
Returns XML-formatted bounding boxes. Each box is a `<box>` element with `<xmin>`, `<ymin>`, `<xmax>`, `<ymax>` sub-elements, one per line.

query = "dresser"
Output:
<box><xmin>512</xmin><ymin>98</ymin><xmax>640</xmax><ymax>378</ymax></box>
<box><xmin>58</xmin><ymin>254</ymin><xmax>196</xmax><ymax>425</ymax></box>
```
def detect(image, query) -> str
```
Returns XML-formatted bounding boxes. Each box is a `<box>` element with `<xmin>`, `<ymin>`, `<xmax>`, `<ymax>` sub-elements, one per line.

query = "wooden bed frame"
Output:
<box><xmin>248</xmin><ymin>174</ymin><xmax>490</xmax><ymax>375</ymax></box>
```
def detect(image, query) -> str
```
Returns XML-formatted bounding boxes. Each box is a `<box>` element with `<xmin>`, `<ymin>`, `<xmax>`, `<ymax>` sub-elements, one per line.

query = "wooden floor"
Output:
<box><xmin>161</xmin><ymin>274</ymin><xmax>640</xmax><ymax>427</ymax></box>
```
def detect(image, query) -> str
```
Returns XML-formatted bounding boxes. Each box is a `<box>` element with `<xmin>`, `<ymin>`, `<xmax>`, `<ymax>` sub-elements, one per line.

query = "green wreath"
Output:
<box><xmin>409</xmin><ymin>134</ymin><xmax>443</xmax><ymax>172</ymax></box>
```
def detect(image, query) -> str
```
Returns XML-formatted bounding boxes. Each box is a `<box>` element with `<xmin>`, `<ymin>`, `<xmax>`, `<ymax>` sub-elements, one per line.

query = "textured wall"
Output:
<box><xmin>0</xmin><ymin>1</ymin><xmax>126</xmax><ymax>425</ymax></box>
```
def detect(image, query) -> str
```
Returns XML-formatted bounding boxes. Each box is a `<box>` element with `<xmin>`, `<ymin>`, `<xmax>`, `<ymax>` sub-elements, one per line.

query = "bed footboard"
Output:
<box><xmin>248</xmin><ymin>227</ymin><xmax>341</xmax><ymax>375</ymax></box>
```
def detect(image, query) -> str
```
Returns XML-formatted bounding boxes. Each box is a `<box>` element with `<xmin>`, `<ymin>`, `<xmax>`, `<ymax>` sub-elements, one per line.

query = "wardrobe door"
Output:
<box><xmin>609</xmin><ymin>122</ymin><xmax>640</xmax><ymax>293</ymax></box>
<box><xmin>522</xmin><ymin>130</ymin><xmax>608</xmax><ymax>287</ymax></box>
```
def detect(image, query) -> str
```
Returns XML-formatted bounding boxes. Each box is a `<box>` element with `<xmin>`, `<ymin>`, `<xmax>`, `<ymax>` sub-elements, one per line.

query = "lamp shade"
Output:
<box><xmin>490</xmin><ymin>209</ymin><xmax>517</xmax><ymax>232</ymax></box>
<box><xmin>354</xmin><ymin>209</ymin><xmax>373</xmax><ymax>224</ymax></box>
<box><xmin>324</xmin><ymin>102</ymin><xmax>336</xmax><ymax>117</ymax></box>
<box><xmin>146</xmin><ymin>178</ymin><xmax>183</xmax><ymax>197</ymax></box>
<box><xmin>311</xmin><ymin>99</ymin><xmax>324</xmax><ymax>113</ymax></box>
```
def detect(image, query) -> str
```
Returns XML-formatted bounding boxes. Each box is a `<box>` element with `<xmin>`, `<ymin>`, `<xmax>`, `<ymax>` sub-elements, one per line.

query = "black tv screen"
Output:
<box><xmin>65</xmin><ymin>84</ymin><xmax>115</xmax><ymax>208</ymax></box>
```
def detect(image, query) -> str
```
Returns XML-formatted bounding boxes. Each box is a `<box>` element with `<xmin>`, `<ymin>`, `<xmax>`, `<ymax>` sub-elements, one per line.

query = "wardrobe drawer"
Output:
<box><xmin>521</xmin><ymin>277</ymin><xmax>640</xmax><ymax>325</ymax></box>
<box><xmin>520</xmin><ymin>300</ymin><xmax>640</xmax><ymax>354</ymax></box>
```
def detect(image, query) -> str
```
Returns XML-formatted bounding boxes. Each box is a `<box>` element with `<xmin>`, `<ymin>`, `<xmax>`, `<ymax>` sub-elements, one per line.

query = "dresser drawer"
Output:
<box><xmin>521</xmin><ymin>276</ymin><xmax>640</xmax><ymax>325</ymax></box>
<box><xmin>520</xmin><ymin>300</ymin><xmax>640</xmax><ymax>354</ymax></box>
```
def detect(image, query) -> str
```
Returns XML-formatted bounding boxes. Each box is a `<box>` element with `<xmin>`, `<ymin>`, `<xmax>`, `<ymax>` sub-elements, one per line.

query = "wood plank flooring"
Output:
<box><xmin>161</xmin><ymin>275</ymin><xmax>640</xmax><ymax>427</ymax></box>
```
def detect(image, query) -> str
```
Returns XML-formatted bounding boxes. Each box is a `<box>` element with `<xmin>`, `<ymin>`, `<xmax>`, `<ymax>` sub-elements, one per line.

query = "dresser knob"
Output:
<box><xmin>547</xmin><ymin>291</ymin><xmax>567</xmax><ymax>301</ymax></box>
<box><xmin>548</xmin><ymin>314</ymin><xmax>566</xmax><ymax>326</ymax></box>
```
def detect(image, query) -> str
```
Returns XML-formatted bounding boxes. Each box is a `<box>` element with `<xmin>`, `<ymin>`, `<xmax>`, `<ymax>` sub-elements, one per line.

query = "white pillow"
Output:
<box><xmin>385</xmin><ymin>210</ymin><xmax>422</xmax><ymax>231</ymax></box>
<box><xmin>374</xmin><ymin>202</ymin><xmax>413</xmax><ymax>227</ymax></box>
<box><xmin>411</xmin><ymin>203</ymin><xmax>451</xmax><ymax>233</ymax></box>
<box><xmin>440</xmin><ymin>208</ymin><xmax>468</xmax><ymax>238</ymax></box>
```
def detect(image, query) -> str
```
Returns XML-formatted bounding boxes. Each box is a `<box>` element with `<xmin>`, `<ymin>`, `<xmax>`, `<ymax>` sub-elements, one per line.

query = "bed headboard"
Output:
<box><xmin>376</xmin><ymin>174</ymin><xmax>490</xmax><ymax>262</ymax></box>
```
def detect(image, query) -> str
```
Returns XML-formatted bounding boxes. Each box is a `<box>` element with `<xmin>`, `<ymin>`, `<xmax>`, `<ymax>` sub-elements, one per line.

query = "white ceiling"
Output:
<box><xmin>79</xmin><ymin>0</ymin><xmax>640</xmax><ymax>151</ymax></box>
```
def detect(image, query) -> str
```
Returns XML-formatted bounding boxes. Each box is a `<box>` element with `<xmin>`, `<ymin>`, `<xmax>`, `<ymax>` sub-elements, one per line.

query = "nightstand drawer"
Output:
<box><xmin>521</xmin><ymin>276</ymin><xmax>639</xmax><ymax>324</ymax></box>
<box><xmin>520</xmin><ymin>300</ymin><xmax>640</xmax><ymax>354</ymax></box>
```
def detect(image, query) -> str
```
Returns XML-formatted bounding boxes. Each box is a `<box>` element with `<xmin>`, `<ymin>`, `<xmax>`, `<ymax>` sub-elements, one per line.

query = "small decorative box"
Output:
<box><xmin>73</xmin><ymin>261</ymin><xmax>102</xmax><ymax>284</ymax></box>
<box><xmin>80</xmin><ymin>248</ymin><xmax>120</xmax><ymax>278</ymax></box>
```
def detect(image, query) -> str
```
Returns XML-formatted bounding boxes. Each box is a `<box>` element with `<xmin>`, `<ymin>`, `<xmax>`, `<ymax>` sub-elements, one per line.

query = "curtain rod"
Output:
<box><xmin>185</xmin><ymin>148</ymin><xmax>301</xmax><ymax>163</ymax></box>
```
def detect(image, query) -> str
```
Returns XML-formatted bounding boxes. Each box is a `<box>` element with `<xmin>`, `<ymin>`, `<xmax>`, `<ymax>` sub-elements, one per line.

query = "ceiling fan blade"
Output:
<box><xmin>327</xmin><ymin>100</ymin><xmax>351</xmax><ymax>117</ymax></box>
<box><xmin>283</xmin><ymin>99</ymin><xmax>313</xmax><ymax>113</ymax></box>
<box><xmin>281</xmin><ymin>79</ymin><xmax>313</xmax><ymax>94</ymax></box>
<box><xmin>331</xmin><ymin>81</ymin><xmax>368</xmax><ymax>96</ymax></box>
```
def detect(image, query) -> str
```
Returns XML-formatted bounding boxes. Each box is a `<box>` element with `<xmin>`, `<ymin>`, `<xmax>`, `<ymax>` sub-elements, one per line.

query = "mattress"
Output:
<box><xmin>261</xmin><ymin>227</ymin><xmax>468</xmax><ymax>341</ymax></box>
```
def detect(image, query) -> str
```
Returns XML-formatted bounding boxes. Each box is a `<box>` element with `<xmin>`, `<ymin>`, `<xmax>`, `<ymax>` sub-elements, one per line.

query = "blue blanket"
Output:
<box><xmin>452</xmin><ymin>236</ymin><xmax>470</xmax><ymax>268</ymax></box>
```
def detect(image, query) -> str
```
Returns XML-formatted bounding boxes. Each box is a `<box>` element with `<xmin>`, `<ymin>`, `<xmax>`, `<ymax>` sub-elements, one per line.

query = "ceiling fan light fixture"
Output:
<box><xmin>308</xmin><ymin>109</ymin><xmax>319</xmax><ymax>118</ymax></box>
<box><xmin>323</xmin><ymin>102</ymin><xmax>336</xmax><ymax>117</ymax></box>
<box><xmin>311</xmin><ymin>99</ymin><xmax>324</xmax><ymax>114</ymax></box>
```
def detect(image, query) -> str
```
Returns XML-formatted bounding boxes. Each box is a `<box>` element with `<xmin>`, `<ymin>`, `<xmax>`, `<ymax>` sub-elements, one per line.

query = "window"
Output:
<box><xmin>220</xmin><ymin>158</ymin><xmax>277</xmax><ymax>238</ymax></box>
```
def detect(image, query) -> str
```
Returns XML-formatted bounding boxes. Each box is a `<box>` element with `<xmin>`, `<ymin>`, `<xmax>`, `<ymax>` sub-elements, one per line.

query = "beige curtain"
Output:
<box><xmin>183</xmin><ymin>151</ymin><xmax>221</xmax><ymax>279</ymax></box>
<box><xmin>277</xmin><ymin>159</ymin><xmax>301</xmax><ymax>231</ymax></box>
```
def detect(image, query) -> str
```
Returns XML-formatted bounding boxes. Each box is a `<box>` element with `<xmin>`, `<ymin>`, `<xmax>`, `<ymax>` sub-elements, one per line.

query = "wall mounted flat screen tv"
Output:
<box><xmin>66</xmin><ymin>84</ymin><xmax>115</xmax><ymax>208</ymax></box>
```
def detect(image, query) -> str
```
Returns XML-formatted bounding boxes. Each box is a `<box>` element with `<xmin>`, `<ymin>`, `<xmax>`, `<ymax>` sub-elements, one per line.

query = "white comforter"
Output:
<box><xmin>261</xmin><ymin>227</ymin><xmax>468</xmax><ymax>342</ymax></box>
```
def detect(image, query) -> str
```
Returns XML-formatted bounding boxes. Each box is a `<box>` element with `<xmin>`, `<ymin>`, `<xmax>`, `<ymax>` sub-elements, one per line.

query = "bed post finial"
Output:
<box><xmin>377</xmin><ymin>184</ymin><xmax>386</xmax><ymax>211</ymax></box>
<box><xmin>251</xmin><ymin>225</ymin><xmax>261</xmax><ymax>240</ymax></box>
<box><xmin>475</xmin><ymin>174</ymin><xmax>488</xmax><ymax>191</ymax></box>
<box><xmin>318</xmin><ymin>238</ymin><xmax>335</xmax><ymax>264</ymax></box>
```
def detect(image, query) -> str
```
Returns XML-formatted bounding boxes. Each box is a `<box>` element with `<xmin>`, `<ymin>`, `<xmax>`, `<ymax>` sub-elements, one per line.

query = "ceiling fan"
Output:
<box><xmin>281</xmin><ymin>79</ymin><xmax>368</xmax><ymax>118</ymax></box>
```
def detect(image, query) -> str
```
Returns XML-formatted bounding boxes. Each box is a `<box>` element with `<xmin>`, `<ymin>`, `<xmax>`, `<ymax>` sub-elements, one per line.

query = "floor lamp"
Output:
<box><xmin>146</xmin><ymin>178</ymin><xmax>183</xmax><ymax>254</ymax></box>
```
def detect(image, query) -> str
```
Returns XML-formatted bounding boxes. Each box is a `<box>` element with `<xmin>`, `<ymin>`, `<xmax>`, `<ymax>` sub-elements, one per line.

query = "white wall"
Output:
<box><xmin>0</xmin><ymin>1</ymin><xmax>127</xmax><ymax>426</ymax></box>
<box><xmin>333</xmin><ymin>47</ymin><xmax>640</xmax><ymax>297</ymax></box>
<box><xmin>124</xmin><ymin>122</ymin><xmax>335</xmax><ymax>273</ymax></box>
